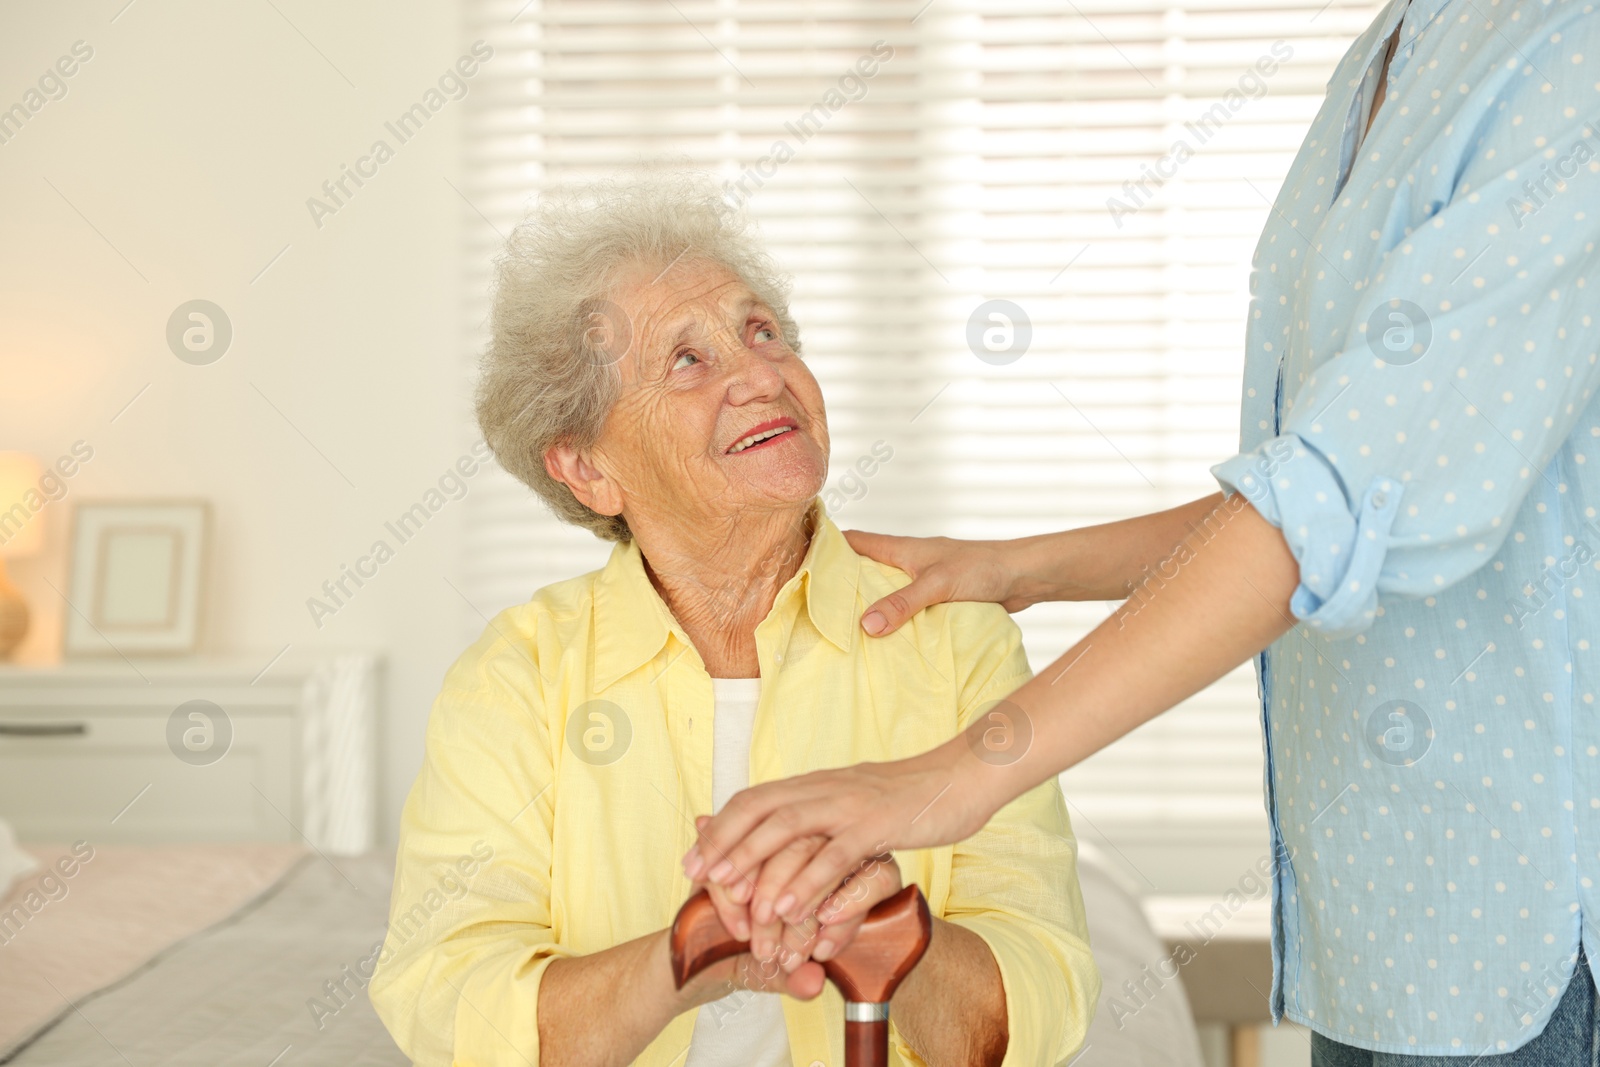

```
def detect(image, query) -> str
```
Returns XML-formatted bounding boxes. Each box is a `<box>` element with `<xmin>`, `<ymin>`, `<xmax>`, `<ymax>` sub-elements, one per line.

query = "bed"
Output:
<box><xmin>0</xmin><ymin>843</ymin><xmax>404</xmax><ymax>1066</ymax></box>
<box><xmin>0</xmin><ymin>840</ymin><xmax>1202</xmax><ymax>1066</ymax></box>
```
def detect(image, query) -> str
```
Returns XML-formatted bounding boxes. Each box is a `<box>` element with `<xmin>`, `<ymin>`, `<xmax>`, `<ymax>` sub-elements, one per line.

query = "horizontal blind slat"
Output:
<box><xmin>459</xmin><ymin>0</ymin><xmax>1376</xmax><ymax>814</ymax></box>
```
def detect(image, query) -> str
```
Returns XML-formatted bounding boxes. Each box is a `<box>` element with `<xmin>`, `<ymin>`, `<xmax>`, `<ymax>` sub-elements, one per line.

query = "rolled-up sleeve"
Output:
<box><xmin>1213</xmin><ymin>90</ymin><xmax>1600</xmax><ymax>639</ymax></box>
<box><xmin>920</xmin><ymin>603</ymin><xmax>1099</xmax><ymax>1066</ymax></box>
<box><xmin>368</xmin><ymin>616</ymin><xmax>567</xmax><ymax>1067</ymax></box>
<box><xmin>1213</xmin><ymin>437</ymin><xmax>1406</xmax><ymax>636</ymax></box>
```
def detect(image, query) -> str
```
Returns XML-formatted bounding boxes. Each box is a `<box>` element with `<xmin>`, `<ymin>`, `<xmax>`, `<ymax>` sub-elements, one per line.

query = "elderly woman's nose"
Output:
<box><xmin>722</xmin><ymin>344</ymin><xmax>785</xmax><ymax>401</ymax></box>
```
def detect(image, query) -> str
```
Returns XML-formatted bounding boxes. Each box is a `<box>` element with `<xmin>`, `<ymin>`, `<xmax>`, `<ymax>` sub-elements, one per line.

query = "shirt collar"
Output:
<box><xmin>1377</xmin><ymin>0</ymin><xmax>1453</xmax><ymax>58</ymax></box>
<box><xmin>590</xmin><ymin>501</ymin><xmax>863</xmax><ymax>691</ymax></box>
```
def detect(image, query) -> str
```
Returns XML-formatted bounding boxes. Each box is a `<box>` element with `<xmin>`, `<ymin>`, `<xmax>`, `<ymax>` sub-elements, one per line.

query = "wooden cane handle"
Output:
<box><xmin>668</xmin><ymin>888</ymin><xmax>748</xmax><ymax>989</ymax></box>
<box><xmin>670</xmin><ymin>883</ymin><xmax>932</xmax><ymax>1067</ymax></box>
<box><xmin>821</xmin><ymin>884</ymin><xmax>932</xmax><ymax>1003</ymax></box>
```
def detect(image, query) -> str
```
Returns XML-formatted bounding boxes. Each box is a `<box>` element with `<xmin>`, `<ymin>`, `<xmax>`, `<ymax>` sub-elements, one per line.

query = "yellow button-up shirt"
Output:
<box><xmin>369</xmin><ymin>510</ymin><xmax>1098</xmax><ymax>1066</ymax></box>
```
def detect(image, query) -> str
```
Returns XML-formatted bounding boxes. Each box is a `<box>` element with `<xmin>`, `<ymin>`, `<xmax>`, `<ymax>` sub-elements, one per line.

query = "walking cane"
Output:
<box><xmin>669</xmin><ymin>883</ymin><xmax>932</xmax><ymax>1067</ymax></box>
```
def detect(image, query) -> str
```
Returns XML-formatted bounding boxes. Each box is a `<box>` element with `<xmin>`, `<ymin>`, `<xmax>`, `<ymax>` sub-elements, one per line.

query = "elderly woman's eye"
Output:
<box><xmin>672</xmin><ymin>350</ymin><xmax>700</xmax><ymax>370</ymax></box>
<box><xmin>753</xmin><ymin>326</ymin><xmax>777</xmax><ymax>344</ymax></box>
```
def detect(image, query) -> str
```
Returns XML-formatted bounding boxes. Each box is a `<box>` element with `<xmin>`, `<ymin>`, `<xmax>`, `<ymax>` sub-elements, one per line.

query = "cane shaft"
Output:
<box><xmin>844</xmin><ymin>1017</ymin><xmax>891</xmax><ymax>1067</ymax></box>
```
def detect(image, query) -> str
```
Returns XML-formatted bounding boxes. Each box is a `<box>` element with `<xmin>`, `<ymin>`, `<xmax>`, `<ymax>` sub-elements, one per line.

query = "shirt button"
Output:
<box><xmin>1372</xmin><ymin>490</ymin><xmax>1388</xmax><ymax>508</ymax></box>
<box><xmin>775</xmin><ymin>652</ymin><xmax>784</xmax><ymax>663</ymax></box>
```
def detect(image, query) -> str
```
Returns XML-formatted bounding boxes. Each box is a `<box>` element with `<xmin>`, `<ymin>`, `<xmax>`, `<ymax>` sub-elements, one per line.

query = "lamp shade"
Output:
<box><xmin>0</xmin><ymin>453</ymin><xmax>44</xmax><ymax>558</ymax></box>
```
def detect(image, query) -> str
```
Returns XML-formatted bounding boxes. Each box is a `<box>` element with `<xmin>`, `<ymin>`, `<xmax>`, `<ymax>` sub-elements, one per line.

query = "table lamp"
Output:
<box><xmin>0</xmin><ymin>452</ymin><xmax>43</xmax><ymax>660</ymax></box>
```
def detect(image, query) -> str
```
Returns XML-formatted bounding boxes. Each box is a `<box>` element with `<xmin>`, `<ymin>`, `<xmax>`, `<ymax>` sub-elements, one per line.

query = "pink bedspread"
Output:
<box><xmin>0</xmin><ymin>842</ymin><xmax>308</xmax><ymax>1060</ymax></box>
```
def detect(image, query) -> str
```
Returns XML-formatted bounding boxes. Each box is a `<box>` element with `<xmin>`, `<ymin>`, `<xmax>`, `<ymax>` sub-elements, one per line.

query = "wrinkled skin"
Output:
<box><xmin>545</xmin><ymin>256</ymin><xmax>898</xmax><ymax>993</ymax></box>
<box><xmin>545</xmin><ymin>257</ymin><xmax>830</xmax><ymax>677</ymax></box>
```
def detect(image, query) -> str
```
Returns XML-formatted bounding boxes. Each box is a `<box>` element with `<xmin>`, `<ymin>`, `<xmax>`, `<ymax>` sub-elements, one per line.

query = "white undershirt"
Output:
<box><xmin>684</xmin><ymin>678</ymin><xmax>793</xmax><ymax>1067</ymax></box>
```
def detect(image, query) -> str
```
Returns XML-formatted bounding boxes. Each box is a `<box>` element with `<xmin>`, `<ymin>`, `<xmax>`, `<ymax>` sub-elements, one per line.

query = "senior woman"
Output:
<box><xmin>367</xmin><ymin>176</ymin><xmax>1098</xmax><ymax>1067</ymax></box>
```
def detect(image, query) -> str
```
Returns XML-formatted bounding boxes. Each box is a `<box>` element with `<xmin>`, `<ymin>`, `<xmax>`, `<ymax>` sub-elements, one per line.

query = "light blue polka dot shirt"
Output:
<box><xmin>1209</xmin><ymin>0</ymin><xmax>1600</xmax><ymax>1054</ymax></box>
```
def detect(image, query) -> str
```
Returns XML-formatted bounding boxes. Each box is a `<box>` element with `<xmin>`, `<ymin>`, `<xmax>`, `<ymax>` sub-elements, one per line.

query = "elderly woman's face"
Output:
<box><xmin>575</xmin><ymin>259</ymin><xmax>829</xmax><ymax>530</ymax></box>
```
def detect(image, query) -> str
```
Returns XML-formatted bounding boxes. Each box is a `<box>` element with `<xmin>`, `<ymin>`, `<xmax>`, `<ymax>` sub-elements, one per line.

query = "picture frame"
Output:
<box><xmin>63</xmin><ymin>500</ymin><xmax>209</xmax><ymax>656</ymax></box>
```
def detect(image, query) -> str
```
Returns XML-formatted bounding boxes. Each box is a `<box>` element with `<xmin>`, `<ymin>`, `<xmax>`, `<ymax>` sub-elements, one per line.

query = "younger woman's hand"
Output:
<box><xmin>842</xmin><ymin>531</ymin><xmax>1028</xmax><ymax>636</ymax></box>
<box><xmin>692</xmin><ymin>822</ymin><xmax>833</xmax><ymax>971</ymax></box>
<box><xmin>685</xmin><ymin>744</ymin><xmax>996</xmax><ymax>938</ymax></box>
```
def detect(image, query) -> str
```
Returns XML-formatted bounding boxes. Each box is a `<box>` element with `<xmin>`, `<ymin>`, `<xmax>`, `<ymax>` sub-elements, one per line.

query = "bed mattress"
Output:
<box><xmin>1</xmin><ymin>846</ymin><xmax>405</xmax><ymax>1066</ymax></box>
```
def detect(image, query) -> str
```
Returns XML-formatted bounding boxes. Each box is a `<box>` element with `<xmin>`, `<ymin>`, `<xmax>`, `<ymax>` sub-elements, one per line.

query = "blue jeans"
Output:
<box><xmin>1311</xmin><ymin>952</ymin><xmax>1598</xmax><ymax>1065</ymax></box>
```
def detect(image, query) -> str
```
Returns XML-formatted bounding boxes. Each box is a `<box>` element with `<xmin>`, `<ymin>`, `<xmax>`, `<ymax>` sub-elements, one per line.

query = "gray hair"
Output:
<box><xmin>475</xmin><ymin>173</ymin><xmax>801</xmax><ymax>542</ymax></box>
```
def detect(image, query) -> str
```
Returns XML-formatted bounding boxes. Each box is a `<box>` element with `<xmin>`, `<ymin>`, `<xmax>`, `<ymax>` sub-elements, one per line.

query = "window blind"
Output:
<box><xmin>457</xmin><ymin>0</ymin><xmax>1381</xmax><ymax>830</ymax></box>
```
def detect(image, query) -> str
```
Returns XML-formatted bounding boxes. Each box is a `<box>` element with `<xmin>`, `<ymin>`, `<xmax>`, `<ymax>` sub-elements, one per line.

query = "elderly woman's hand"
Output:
<box><xmin>692</xmin><ymin>821</ymin><xmax>906</xmax><ymax>977</ymax></box>
<box><xmin>674</xmin><ymin>929</ymin><xmax>830</xmax><ymax>1004</ymax></box>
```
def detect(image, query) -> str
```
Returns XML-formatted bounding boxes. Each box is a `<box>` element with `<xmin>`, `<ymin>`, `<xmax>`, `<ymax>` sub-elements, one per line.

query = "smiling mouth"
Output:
<box><xmin>727</xmin><ymin>420</ymin><xmax>798</xmax><ymax>454</ymax></box>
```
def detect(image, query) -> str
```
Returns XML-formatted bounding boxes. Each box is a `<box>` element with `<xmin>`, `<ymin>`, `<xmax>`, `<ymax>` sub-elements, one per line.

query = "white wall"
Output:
<box><xmin>0</xmin><ymin>0</ymin><xmax>482</xmax><ymax>845</ymax></box>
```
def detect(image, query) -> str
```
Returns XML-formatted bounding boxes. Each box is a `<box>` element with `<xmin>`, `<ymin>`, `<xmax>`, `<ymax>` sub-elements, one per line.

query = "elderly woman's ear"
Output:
<box><xmin>544</xmin><ymin>445</ymin><xmax>625</xmax><ymax>518</ymax></box>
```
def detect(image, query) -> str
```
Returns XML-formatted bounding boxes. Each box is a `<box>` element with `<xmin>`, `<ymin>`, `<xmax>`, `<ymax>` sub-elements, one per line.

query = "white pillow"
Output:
<box><xmin>0</xmin><ymin>816</ymin><xmax>38</xmax><ymax>899</ymax></box>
